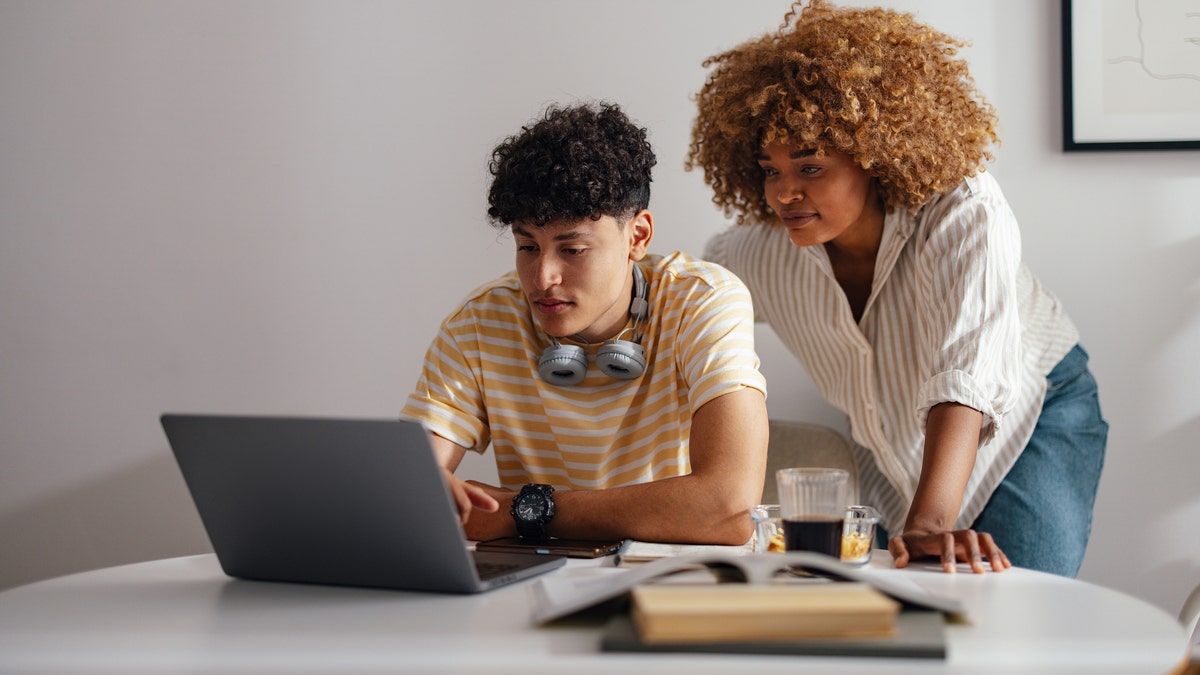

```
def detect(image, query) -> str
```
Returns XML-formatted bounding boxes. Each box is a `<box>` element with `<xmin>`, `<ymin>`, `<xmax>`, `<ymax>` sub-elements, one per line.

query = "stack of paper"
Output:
<box><xmin>615</xmin><ymin>540</ymin><xmax>749</xmax><ymax>566</ymax></box>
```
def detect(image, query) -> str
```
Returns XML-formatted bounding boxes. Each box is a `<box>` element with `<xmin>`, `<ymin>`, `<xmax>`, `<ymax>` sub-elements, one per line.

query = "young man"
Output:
<box><xmin>401</xmin><ymin>102</ymin><xmax>768</xmax><ymax>545</ymax></box>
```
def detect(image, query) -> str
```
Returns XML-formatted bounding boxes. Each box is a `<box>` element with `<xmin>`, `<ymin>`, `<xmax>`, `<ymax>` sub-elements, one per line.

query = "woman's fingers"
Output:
<box><xmin>888</xmin><ymin>535</ymin><xmax>911</xmax><ymax>568</ymax></box>
<box><xmin>894</xmin><ymin>528</ymin><xmax>1010</xmax><ymax>574</ymax></box>
<box><xmin>941</xmin><ymin>531</ymin><xmax>957</xmax><ymax>573</ymax></box>
<box><xmin>979</xmin><ymin>532</ymin><xmax>1011</xmax><ymax>571</ymax></box>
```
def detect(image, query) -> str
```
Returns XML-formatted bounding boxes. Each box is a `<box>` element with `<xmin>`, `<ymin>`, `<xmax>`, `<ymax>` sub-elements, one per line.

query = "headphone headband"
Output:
<box><xmin>629</xmin><ymin>263</ymin><xmax>648</xmax><ymax>322</ymax></box>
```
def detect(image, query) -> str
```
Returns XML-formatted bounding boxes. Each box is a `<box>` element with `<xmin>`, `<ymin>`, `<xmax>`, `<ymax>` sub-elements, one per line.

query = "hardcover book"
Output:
<box><xmin>630</xmin><ymin>582</ymin><xmax>901</xmax><ymax>643</ymax></box>
<box><xmin>601</xmin><ymin>609</ymin><xmax>948</xmax><ymax>659</ymax></box>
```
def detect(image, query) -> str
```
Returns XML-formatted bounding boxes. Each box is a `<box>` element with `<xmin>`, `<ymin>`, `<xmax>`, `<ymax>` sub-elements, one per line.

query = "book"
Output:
<box><xmin>601</xmin><ymin>608</ymin><xmax>948</xmax><ymax>659</ymax></box>
<box><xmin>630</xmin><ymin>582</ymin><xmax>901</xmax><ymax>644</ymax></box>
<box><xmin>530</xmin><ymin>550</ymin><xmax>967</xmax><ymax>625</ymax></box>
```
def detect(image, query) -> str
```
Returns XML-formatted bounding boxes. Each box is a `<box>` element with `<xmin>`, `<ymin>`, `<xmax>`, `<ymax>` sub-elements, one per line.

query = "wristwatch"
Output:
<box><xmin>511</xmin><ymin>483</ymin><xmax>555</xmax><ymax>539</ymax></box>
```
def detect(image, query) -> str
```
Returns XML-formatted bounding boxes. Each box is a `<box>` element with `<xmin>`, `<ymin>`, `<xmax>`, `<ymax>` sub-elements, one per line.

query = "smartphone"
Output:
<box><xmin>475</xmin><ymin>536</ymin><xmax>627</xmax><ymax>559</ymax></box>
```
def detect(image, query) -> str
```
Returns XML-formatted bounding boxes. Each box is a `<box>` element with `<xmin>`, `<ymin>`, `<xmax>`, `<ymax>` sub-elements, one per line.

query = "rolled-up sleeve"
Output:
<box><xmin>912</xmin><ymin>180</ymin><xmax>1024</xmax><ymax>443</ymax></box>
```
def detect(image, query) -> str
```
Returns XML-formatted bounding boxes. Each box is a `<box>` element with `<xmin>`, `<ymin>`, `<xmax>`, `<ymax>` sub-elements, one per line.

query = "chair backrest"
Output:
<box><xmin>762</xmin><ymin>419</ymin><xmax>858</xmax><ymax>505</ymax></box>
<box><xmin>1181</xmin><ymin>581</ymin><xmax>1200</xmax><ymax>653</ymax></box>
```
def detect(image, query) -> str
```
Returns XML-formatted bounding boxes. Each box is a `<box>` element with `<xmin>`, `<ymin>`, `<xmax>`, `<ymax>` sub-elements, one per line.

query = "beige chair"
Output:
<box><xmin>1181</xmin><ymin>582</ymin><xmax>1200</xmax><ymax>674</ymax></box>
<box><xmin>761</xmin><ymin>418</ymin><xmax>859</xmax><ymax>505</ymax></box>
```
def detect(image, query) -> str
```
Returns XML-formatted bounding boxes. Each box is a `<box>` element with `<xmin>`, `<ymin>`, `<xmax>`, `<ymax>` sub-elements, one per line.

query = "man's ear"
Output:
<box><xmin>627</xmin><ymin>209</ymin><xmax>653</xmax><ymax>261</ymax></box>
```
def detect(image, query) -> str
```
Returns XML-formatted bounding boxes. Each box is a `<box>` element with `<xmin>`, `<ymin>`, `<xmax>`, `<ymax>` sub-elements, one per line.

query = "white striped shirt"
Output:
<box><xmin>706</xmin><ymin>172</ymin><xmax>1078</xmax><ymax>534</ymax></box>
<box><xmin>402</xmin><ymin>252</ymin><xmax>767</xmax><ymax>490</ymax></box>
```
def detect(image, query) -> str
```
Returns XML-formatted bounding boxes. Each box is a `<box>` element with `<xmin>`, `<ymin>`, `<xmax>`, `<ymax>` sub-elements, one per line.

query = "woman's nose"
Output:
<box><xmin>776</xmin><ymin>177</ymin><xmax>803</xmax><ymax>204</ymax></box>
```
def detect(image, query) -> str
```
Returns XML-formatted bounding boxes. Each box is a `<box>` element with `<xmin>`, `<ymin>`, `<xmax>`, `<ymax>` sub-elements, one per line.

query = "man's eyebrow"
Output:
<box><xmin>754</xmin><ymin>148</ymin><xmax>818</xmax><ymax>161</ymax></box>
<box><xmin>511</xmin><ymin>225</ymin><xmax>594</xmax><ymax>241</ymax></box>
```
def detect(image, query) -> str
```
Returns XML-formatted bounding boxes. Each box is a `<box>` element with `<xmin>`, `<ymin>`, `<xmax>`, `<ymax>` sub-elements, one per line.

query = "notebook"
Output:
<box><xmin>160</xmin><ymin>413</ymin><xmax>566</xmax><ymax>593</ymax></box>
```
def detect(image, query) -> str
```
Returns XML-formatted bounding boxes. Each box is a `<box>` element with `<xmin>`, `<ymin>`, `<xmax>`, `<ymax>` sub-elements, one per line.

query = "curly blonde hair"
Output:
<box><xmin>687</xmin><ymin>0</ymin><xmax>999</xmax><ymax>221</ymax></box>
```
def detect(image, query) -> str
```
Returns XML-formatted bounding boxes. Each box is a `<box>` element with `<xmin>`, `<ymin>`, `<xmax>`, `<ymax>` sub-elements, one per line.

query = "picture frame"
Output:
<box><xmin>1061</xmin><ymin>0</ymin><xmax>1200</xmax><ymax>151</ymax></box>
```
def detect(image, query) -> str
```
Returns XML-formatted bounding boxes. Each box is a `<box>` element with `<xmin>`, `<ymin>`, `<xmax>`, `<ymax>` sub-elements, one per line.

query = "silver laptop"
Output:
<box><xmin>161</xmin><ymin>414</ymin><xmax>566</xmax><ymax>593</ymax></box>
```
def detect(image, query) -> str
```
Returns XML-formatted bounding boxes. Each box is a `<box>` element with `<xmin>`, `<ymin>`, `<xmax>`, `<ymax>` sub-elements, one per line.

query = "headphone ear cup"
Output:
<box><xmin>595</xmin><ymin>340</ymin><xmax>646</xmax><ymax>380</ymax></box>
<box><xmin>538</xmin><ymin>343</ymin><xmax>589</xmax><ymax>386</ymax></box>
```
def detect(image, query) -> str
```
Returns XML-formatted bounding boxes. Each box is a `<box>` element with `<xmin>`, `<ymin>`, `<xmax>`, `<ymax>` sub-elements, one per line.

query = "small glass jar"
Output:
<box><xmin>841</xmin><ymin>505</ymin><xmax>881</xmax><ymax>565</ymax></box>
<box><xmin>749</xmin><ymin>504</ymin><xmax>783</xmax><ymax>553</ymax></box>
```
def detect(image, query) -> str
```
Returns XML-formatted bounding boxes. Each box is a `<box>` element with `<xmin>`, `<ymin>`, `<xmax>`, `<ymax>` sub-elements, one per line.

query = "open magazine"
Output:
<box><xmin>530</xmin><ymin>550</ymin><xmax>967</xmax><ymax>625</ymax></box>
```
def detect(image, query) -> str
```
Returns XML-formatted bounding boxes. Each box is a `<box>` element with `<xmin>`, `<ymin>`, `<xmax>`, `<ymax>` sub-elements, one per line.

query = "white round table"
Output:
<box><xmin>0</xmin><ymin>553</ymin><xmax>1188</xmax><ymax>674</ymax></box>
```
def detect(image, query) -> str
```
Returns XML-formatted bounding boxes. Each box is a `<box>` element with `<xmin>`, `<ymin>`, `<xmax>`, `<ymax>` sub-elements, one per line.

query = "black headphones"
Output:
<box><xmin>537</xmin><ymin>263</ymin><xmax>649</xmax><ymax>386</ymax></box>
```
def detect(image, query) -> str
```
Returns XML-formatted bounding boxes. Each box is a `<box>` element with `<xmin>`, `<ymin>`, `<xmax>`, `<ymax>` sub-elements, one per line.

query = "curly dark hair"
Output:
<box><xmin>686</xmin><ymin>0</ymin><xmax>999</xmax><ymax>221</ymax></box>
<box><xmin>487</xmin><ymin>102</ymin><xmax>656</xmax><ymax>228</ymax></box>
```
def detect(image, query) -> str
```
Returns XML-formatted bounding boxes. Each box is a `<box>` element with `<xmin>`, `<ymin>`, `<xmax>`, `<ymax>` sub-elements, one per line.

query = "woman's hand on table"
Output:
<box><xmin>889</xmin><ymin>528</ymin><xmax>1012</xmax><ymax>574</ymax></box>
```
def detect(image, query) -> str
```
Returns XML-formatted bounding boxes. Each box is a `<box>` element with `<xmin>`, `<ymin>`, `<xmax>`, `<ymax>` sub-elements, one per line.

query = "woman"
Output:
<box><xmin>687</xmin><ymin>0</ymin><xmax>1107</xmax><ymax>576</ymax></box>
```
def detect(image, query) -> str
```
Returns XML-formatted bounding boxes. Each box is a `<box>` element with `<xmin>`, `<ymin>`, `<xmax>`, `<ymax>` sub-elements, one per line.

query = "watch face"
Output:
<box><xmin>515</xmin><ymin>492</ymin><xmax>545</xmax><ymax>520</ymax></box>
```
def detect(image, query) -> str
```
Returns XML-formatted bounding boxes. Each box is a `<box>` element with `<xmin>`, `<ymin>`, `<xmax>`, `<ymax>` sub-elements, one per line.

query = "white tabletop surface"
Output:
<box><xmin>0</xmin><ymin>552</ymin><xmax>1188</xmax><ymax>674</ymax></box>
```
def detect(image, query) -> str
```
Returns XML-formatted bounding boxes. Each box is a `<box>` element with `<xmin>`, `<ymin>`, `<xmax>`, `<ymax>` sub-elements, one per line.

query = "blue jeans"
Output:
<box><xmin>877</xmin><ymin>344</ymin><xmax>1108</xmax><ymax>577</ymax></box>
<box><xmin>971</xmin><ymin>344</ymin><xmax>1108</xmax><ymax>577</ymax></box>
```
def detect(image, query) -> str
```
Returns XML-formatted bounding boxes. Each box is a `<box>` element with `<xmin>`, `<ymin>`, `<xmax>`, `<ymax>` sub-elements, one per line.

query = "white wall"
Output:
<box><xmin>2</xmin><ymin>0</ymin><xmax>1198</xmax><ymax>620</ymax></box>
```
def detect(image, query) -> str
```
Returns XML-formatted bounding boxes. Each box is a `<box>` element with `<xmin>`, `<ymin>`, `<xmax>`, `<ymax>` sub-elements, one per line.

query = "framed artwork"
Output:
<box><xmin>1061</xmin><ymin>0</ymin><xmax>1200</xmax><ymax>151</ymax></box>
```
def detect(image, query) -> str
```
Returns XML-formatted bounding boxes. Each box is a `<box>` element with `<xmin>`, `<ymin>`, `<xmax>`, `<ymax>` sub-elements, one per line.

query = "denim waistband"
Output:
<box><xmin>1046</xmin><ymin>343</ymin><xmax>1089</xmax><ymax>391</ymax></box>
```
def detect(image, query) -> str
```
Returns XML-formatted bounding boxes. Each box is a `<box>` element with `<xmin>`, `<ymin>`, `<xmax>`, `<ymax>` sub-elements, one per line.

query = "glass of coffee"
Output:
<box><xmin>775</xmin><ymin>468</ymin><xmax>848</xmax><ymax>558</ymax></box>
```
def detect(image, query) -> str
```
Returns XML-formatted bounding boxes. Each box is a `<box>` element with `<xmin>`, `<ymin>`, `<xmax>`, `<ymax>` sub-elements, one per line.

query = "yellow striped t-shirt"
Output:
<box><xmin>401</xmin><ymin>251</ymin><xmax>766</xmax><ymax>490</ymax></box>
